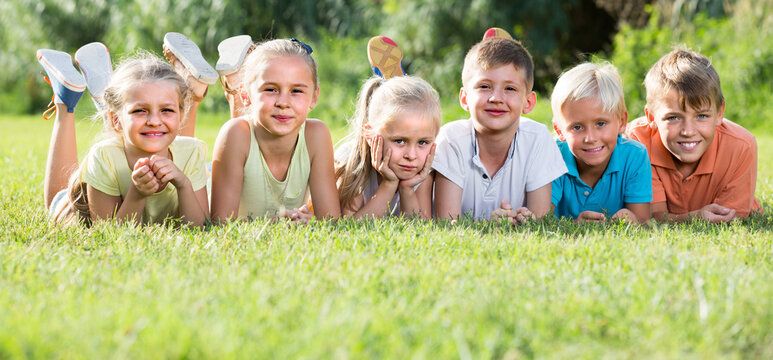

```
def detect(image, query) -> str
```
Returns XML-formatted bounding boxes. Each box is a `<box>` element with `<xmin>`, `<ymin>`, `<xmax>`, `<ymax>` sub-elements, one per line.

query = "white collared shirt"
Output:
<box><xmin>432</xmin><ymin>117</ymin><xmax>567</xmax><ymax>219</ymax></box>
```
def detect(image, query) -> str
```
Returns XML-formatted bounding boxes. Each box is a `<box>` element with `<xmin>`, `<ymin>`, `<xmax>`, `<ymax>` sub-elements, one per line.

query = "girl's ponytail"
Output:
<box><xmin>336</xmin><ymin>77</ymin><xmax>384</xmax><ymax>211</ymax></box>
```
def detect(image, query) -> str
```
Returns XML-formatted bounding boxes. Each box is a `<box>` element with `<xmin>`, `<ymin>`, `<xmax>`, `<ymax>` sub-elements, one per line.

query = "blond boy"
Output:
<box><xmin>626</xmin><ymin>48</ymin><xmax>761</xmax><ymax>222</ymax></box>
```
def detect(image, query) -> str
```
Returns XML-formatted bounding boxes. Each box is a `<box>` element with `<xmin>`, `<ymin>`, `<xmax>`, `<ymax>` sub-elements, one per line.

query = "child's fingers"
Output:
<box><xmin>500</xmin><ymin>199</ymin><xmax>512</xmax><ymax>211</ymax></box>
<box><xmin>134</xmin><ymin>157</ymin><xmax>150</xmax><ymax>171</ymax></box>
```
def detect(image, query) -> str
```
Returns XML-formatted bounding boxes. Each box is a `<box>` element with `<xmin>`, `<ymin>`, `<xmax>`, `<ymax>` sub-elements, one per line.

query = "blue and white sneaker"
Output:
<box><xmin>367</xmin><ymin>36</ymin><xmax>405</xmax><ymax>79</ymax></box>
<box><xmin>74</xmin><ymin>42</ymin><xmax>112</xmax><ymax>112</ymax></box>
<box><xmin>163</xmin><ymin>32</ymin><xmax>218</xmax><ymax>85</ymax></box>
<box><xmin>36</xmin><ymin>49</ymin><xmax>87</xmax><ymax>118</ymax></box>
<box><xmin>216</xmin><ymin>35</ymin><xmax>254</xmax><ymax>94</ymax></box>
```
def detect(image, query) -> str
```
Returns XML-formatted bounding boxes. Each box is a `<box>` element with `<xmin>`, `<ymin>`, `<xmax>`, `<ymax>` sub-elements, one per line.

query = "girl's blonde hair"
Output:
<box><xmin>335</xmin><ymin>75</ymin><xmax>441</xmax><ymax>211</ymax></box>
<box><xmin>53</xmin><ymin>52</ymin><xmax>189</xmax><ymax>225</ymax></box>
<box><xmin>551</xmin><ymin>62</ymin><xmax>627</xmax><ymax>125</ymax></box>
<box><xmin>241</xmin><ymin>39</ymin><xmax>319</xmax><ymax>112</ymax></box>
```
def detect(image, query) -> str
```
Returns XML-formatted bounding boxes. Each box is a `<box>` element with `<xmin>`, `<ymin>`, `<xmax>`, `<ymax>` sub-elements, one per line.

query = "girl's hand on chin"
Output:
<box><xmin>399</xmin><ymin>143</ymin><xmax>436</xmax><ymax>189</ymax></box>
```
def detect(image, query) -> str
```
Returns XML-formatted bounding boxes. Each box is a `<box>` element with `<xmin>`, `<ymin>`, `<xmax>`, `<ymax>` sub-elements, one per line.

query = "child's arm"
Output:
<box><xmin>398</xmin><ymin>143</ymin><xmax>436</xmax><ymax>219</ymax></box>
<box><xmin>612</xmin><ymin>203</ymin><xmax>650</xmax><ymax>223</ymax></box>
<box><xmin>344</xmin><ymin>135</ymin><xmax>400</xmax><ymax>218</ymax></box>
<box><xmin>305</xmin><ymin>119</ymin><xmax>341</xmax><ymax>219</ymax></box>
<box><xmin>524</xmin><ymin>183</ymin><xmax>552</xmax><ymax>218</ymax></box>
<box><xmin>211</xmin><ymin>119</ymin><xmax>250</xmax><ymax>222</ymax></box>
<box><xmin>86</xmin><ymin>158</ymin><xmax>158</xmax><ymax>224</ymax></box>
<box><xmin>434</xmin><ymin>173</ymin><xmax>462</xmax><ymax>220</ymax></box>
<box><xmin>148</xmin><ymin>155</ymin><xmax>208</xmax><ymax>226</ymax></box>
<box><xmin>653</xmin><ymin>202</ymin><xmax>736</xmax><ymax>223</ymax></box>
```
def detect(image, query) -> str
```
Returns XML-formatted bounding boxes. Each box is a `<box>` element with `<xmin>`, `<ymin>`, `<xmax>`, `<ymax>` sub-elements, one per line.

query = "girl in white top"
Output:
<box><xmin>39</xmin><ymin>49</ymin><xmax>209</xmax><ymax>226</ymax></box>
<box><xmin>335</xmin><ymin>75</ymin><xmax>441</xmax><ymax>218</ymax></box>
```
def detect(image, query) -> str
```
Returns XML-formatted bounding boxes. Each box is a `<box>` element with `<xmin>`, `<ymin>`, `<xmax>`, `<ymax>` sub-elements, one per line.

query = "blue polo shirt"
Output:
<box><xmin>552</xmin><ymin>134</ymin><xmax>652</xmax><ymax>219</ymax></box>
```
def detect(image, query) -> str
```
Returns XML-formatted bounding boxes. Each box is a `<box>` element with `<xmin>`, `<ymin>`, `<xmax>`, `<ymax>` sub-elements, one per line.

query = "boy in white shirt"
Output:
<box><xmin>433</xmin><ymin>35</ymin><xmax>567</xmax><ymax>222</ymax></box>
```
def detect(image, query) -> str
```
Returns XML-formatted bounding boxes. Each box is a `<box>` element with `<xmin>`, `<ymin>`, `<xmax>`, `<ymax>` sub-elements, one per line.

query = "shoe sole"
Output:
<box><xmin>163</xmin><ymin>32</ymin><xmax>218</xmax><ymax>84</ymax></box>
<box><xmin>216</xmin><ymin>35</ymin><xmax>253</xmax><ymax>76</ymax></box>
<box><xmin>367</xmin><ymin>36</ymin><xmax>405</xmax><ymax>79</ymax></box>
<box><xmin>36</xmin><ymin>49</ymin><xmax>87</xmax><ymax>92</ymax></box>
<box><xmin>74</xmin><ymin>42</ymin><xmax>112</xmax><ymax>104</ymax></box>
<box><xmin>483</xmin><ymin>27</ymin><xmax>513</xmax><ymax>40</ymax></box>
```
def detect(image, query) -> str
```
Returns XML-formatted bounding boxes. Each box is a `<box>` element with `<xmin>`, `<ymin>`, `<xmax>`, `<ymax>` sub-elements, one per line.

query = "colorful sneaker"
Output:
<box><xmin>74</xmin><ymin>42</ymin><xmax>112</xmax><ymax>112</ymax></box>
<box><xmin>367</xmin><ymin>36</ymin><xmax>405</xmax><ymax>79</ymax></box>
<box><xmin>163</xmin><ymin>32</ymin><xmax>218</xmax><ymax>85</ymax></box>
<box><xmin>36</xmin><ymin>49</ymin><xmax>86</xmax><ymax>118</ymax></box>
<box><xmin>216</xmin><ymin>35</ymin><xmax>254</xmax><ymax>94</ymax></box>
<box><xmin>483</xmin><ymin>27</ymin><xmax>514</xmax><ymax>40</ymax></box>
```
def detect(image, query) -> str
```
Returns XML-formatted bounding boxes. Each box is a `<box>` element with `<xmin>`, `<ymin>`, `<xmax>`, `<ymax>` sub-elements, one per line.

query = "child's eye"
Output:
<box><xmin>292</xmin><ymin>89</ymin><xmax>305</xmax><ymax>94</ymax></box>
<box><xmin>394</xmin><ymin>139</ymin><xmax>405</xmax><ymax>145</ymax></box>
<box><xmin>596</xmin><ymin>121</ymin><xmax>607</xmax><ymax>127</ymax></box>
<box><xmin>664</xmin><ymin>115</ymin><xmax>679</xmax><ymax>121</ymax></box>
<box><xmin>162</xmin><ymin>108</ymin><xmax>176</xmax><ymax>113</ymax></box>
<box><xmin>263</xmin><ymin>87</ymin><xmax>277</xmax><ymax>92</ymax></box>
<box><xmin>131</xmin><ymin>109</ymin><xmax>146</xmax><ymax>114</ymax></box>
<box><xmin>697</xmin><ymin>114</ymin><xmax>710</xmax><ymax>119</ymax></box>
<box><xmin>505</xmin><ymin>86</ymin><xmax>516</xmax><ymax>91</ymax></box>
<box><xmin>571</xmin><ymin>125</ymin><xmax>583</xmax><ymax>131</ymax></box>
<box><xmin>418</xmin><ymin>140</ymin><xmax>430</xmax><ymax>146</ymax></box>
<box><xmin>478</xmin><ymin>84</ymin><xmax>490</xmax><ymax>89</ymax></box>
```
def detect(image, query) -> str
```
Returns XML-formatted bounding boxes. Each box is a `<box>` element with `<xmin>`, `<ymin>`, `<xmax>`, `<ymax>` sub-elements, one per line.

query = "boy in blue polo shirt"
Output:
<box><xmin>550</xmin><ymin>62</ymin><xmax>652</xmax><ymax>223</ymax></box>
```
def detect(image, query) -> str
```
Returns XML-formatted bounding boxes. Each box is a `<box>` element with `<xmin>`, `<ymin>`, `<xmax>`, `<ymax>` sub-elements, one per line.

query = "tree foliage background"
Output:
<box><xmin>1</xmin><ymin>0</ymin><xmax>770</xmax><ymax>128</ymax></box>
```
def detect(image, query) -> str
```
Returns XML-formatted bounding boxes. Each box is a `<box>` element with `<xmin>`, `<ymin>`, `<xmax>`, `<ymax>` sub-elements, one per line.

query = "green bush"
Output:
<box><xmin>607</xmin><ymin>1</ymin><xmax>773</xmax><ymax>130</ymax></box>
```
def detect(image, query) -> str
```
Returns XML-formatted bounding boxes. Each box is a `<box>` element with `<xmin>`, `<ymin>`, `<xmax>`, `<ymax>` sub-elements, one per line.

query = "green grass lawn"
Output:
<box><xmin>2</xmin><ymin>114</ymin><xmax>773</xmax><ymax>358</ymax></box>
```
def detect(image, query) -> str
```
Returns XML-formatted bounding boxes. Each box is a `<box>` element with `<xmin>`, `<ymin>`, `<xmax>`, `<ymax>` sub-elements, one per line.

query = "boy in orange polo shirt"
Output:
<box><xmin>627</xmin><ymin>48</ymin><xmax>761</xmax><ymax>223</ymax></box>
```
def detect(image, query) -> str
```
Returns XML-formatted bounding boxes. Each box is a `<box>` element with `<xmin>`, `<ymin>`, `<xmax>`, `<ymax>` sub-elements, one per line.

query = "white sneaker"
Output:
<box><xmin>36</xmin><ymin>49</ymin><xmax>86</xmax><ymax>116</ymax></box>
<box><xmin>74</xmin><ymin>42</ymin><xmax>112</xmax><ymax>111</ymax></box>
<box><xmin>216</xmin><ymin>35</ymin><xmax>253</xmax><ymax>76</ymax></box>
<box><xmin>163</xmin><ymin>32</ymin><xmax>218</xmax><ymax>84</ymax></box>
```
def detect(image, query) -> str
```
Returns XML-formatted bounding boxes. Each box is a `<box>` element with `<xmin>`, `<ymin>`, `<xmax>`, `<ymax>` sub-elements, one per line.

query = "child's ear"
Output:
<box><xmin>522</xmin><ymin>91</ymin><xmax>537</xmax><ymax>115</ymax></box>
<box><xmin>644</xmin><ymin>106</ymin><xmax>657</xmax><ymax>129</ymax></box>
<box><xmin>552</xmin><ymin>122</ymin><xmax>565</xmax><ymax>141</ymax></box>
<box><xmin>110</xmin><ymin>112</ymin><xmax>122</xmax><ymax>131</ymax></box>
<box><xmin>459</xmin><ymin>87</ymin><xmax>470</xmax><ymax>112</ymax></box>
<box><xmin>309</xmin><ymin>86</ymin><xmax>320</xmax><ymax>110</ymax></box>
<box><xmin>618</xmin><ymin>110</ymin><xmax>629</xmax><ymax>134</ymax></box>
<box><xmin>363</xmin><ymin>124</ymin><xmax>375</xmax><ymax>146</ymax></box>
<box><xmin>240</xmin><ymin>85</ymin><xmax>251</xmax><ymax>106</ymax></box>
<box><xmin>716</xmin><ymin>101</ymin><xmax>726</xmax><ymax>126</ymax></box>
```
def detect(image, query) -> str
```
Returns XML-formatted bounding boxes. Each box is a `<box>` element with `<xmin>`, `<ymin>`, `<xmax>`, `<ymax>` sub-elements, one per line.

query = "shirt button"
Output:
<box><xmin>583</xmin><ymin>191</ymin><xmax>590</xmax><ymax>196</ymax></box>
<box><xmin>482</xmin><ymin>174</ymin><xmax>488</xmax><ymax>179</ymax></box>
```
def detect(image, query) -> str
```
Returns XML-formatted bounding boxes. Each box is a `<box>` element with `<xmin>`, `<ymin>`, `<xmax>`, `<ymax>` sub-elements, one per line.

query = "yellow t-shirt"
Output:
<box><xmin>80</xmin><ymin>136</ymin><xmax>208</xmax><ymax>224</ymax></box>
<box><xmin>239</xmin><ymin>121</ymin><xmax>310</xmax><ymax>218</ymax></box>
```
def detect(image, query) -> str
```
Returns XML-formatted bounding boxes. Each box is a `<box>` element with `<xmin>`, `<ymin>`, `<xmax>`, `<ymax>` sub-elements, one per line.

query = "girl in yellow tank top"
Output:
<box><xmin>210</xmin><ymin>38</ymin><xmax>341</xmax><ymax>222</ymax></box>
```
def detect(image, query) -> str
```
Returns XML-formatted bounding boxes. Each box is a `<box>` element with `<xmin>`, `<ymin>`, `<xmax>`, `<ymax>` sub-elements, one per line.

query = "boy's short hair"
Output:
<box><xmin>551</xmin><ymin>62</ymin><xmax>627</xmax><ymax>123</ymax></box>
<box><xmin>644</xmin><ymin>47</ymin><xmax>724</xmax><ymax>111</ymax></box>
<box><xmin>462</xmin><ymin>37</ymin><xmax>534</xmax><ymax>91</ymax></box>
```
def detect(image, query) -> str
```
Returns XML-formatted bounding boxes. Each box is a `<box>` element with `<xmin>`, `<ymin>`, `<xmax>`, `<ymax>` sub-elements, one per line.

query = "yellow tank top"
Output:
<box><xmin>238</xmin><ymin>121</ymin><xmax>310</xmax><ymax>218</ymax></box>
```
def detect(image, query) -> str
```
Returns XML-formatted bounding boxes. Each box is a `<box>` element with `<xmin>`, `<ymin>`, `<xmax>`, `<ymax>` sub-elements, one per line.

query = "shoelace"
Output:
<box><xmin>42</xmin><ymin>74</ymin><xmax>57</xmax><ymax>120</ymax></box>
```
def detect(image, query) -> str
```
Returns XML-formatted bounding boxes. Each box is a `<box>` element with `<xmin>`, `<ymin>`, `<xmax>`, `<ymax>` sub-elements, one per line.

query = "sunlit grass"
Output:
<box><xmin>1</xmin><ymin>115</ymin><xmax>772</xmax><ymax>358</ymax></box>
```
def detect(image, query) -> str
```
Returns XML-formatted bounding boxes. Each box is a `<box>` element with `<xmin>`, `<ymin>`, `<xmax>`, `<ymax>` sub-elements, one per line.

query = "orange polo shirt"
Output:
<box><xmin>626</xmin><ymin>117</ymin><xmax>761</xmax><ymax>217</ymax></box>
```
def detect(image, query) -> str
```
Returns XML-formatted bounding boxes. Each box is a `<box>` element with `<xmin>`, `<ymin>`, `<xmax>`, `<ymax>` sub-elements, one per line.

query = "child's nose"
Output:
<box><xmin>681</xmin><ymin>118</ymin><xmax>697</xmax><ymax>136</ymax></box>
<box><xmin>275</xmin><ymin>91</ymin><xmax>290</xmax><ymax>107</ymax></box>
<box><xmin>405</xmin><ymin>145</ymin><xmax>418</xmax><ymax>160</ymax></box>
<box><xmin>488</xmin><ymin>88</ymin><xmax>504</xmax><ymax>103</ymax></box>
<box><xmin>146</xmin><ymin>111</ymin><xmax>162</xmax><ymax>125</ymax></box>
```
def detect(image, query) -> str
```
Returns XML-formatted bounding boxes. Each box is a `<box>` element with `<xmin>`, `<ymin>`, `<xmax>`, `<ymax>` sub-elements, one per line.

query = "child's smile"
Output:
<box><xmin>554</xmin><ymin>98</ymin><xmax>626</xmax><ymax>176</ymax></box>
<box><xmin>118</xmin><ymin>80</ymin><xmax>181</xmax><ymax>160</ymax></box>
<box><xmin>647</xmin><ymin>89</ymin><xmax>725</xmax><ymax>176</ymax></box>
<box><xmin>460</xmin><ymin>64</ymin><xmax>536</xmax><ymax>135</ymax></box>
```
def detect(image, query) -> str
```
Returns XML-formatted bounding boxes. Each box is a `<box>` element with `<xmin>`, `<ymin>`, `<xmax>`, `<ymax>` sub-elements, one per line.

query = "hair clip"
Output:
<box><xmin>290</xmin><ymin>38</ymin><xmax>313</xmax><ymax>54</ymax></box>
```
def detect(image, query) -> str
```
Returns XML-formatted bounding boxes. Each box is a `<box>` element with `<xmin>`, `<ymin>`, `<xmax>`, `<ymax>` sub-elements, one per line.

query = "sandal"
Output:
<box><xmin>367</xmin><ymin>36</ymin><xmax>405</xmax><ymax>79</ymax></box>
